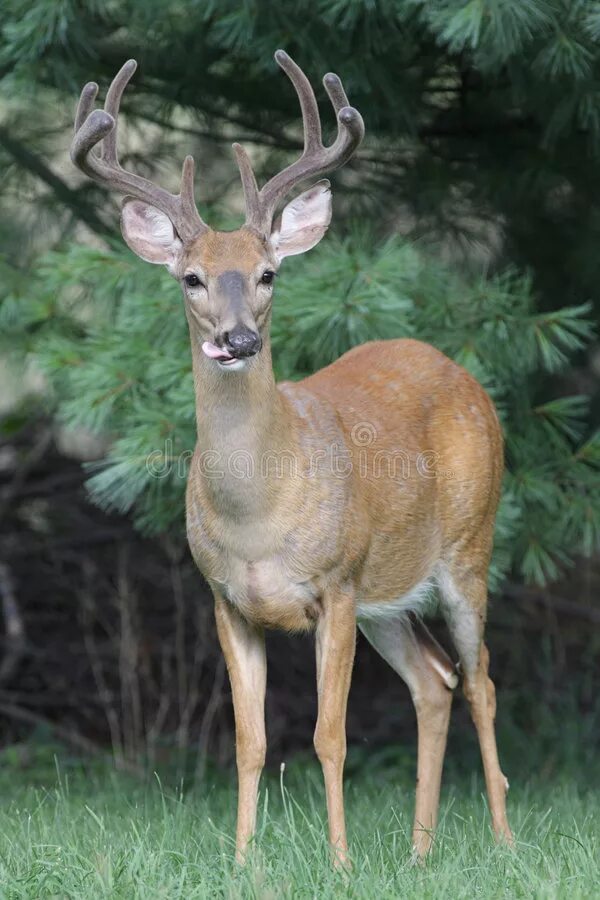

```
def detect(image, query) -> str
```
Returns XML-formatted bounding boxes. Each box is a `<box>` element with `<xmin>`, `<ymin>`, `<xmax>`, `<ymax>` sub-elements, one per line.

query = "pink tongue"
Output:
<box><xmin>202</xmin><ymin>341</ymin><xmax>233</xmax><ymax>361</ymax></box>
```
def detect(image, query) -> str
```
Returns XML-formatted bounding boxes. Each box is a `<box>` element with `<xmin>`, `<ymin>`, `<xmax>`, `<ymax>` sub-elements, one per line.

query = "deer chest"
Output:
<box><xmin>186</xmin><ymin>504</ymin><xmax>327</xmax><ymax>631</ymax></box>
<box><xmin>221</xmin><ymin>556</ymin><xmax>322</xmax><ymax>632</ymax></box>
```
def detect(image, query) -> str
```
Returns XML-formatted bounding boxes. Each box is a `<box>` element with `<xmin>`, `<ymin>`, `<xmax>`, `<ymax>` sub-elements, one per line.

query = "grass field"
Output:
<box><xmin>0</xmin><ymin>739</ymin><xmax>597</xmax><ymax>899</ymax></box>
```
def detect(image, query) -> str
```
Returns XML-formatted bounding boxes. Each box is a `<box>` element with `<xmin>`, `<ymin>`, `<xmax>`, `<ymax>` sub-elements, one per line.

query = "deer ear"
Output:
<box><xmin>270</xmin><ymin>180</ymin><xmax>332</xmax><ymax>262</ymax></box>
<box><xmin>121</xmin><ymin>199</ymin><xmax>182</xmax><ymax>268</ymax></box>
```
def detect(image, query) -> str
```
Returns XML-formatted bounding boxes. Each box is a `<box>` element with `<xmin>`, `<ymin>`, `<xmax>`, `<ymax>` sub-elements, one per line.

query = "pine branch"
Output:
<box><xmin>0</xmin><ymin>125</ymin><xmax>110</xmax><ymax>237</ymax></box>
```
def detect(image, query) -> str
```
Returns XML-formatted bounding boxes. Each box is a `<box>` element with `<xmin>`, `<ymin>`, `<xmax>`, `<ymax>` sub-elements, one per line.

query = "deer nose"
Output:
<box><xmin>224</xmin><ymin>326</ymin><xmax>262</xmax><ymax>358</ymax></box>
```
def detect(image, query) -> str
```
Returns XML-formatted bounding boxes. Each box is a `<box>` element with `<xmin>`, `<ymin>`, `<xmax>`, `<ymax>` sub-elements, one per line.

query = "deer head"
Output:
<box><xmin>71</xmin><ymin>52</ymin><xmax>364</xmax><ymax>372</ymax></box>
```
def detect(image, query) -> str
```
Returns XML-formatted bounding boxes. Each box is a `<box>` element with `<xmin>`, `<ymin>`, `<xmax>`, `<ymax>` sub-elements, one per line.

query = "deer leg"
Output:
<box><xmin>438</xmin><ymin>566</ymin><xmax>513</xmax><ymax>845</ymax></box>
<box><xmin>314</xmin><ymin>587</ymin><xmax>357</xmax><ymax>867</ymax></box>
<box><xmin>359</xmin><ymin>613</ymin><xmax>457</xmax><ymax>859</ymax></box>
<box><xmin>214</xmin><ymin>592</ymin><xmax>266</xmax><ymax>864</ymax></box>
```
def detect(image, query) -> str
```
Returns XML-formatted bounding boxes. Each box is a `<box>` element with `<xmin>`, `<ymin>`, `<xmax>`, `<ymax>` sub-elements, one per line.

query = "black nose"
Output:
<box><xmin>224</xmin><ymin>326</ymin><xmax>262</xmax><ymax>358</ymax></box>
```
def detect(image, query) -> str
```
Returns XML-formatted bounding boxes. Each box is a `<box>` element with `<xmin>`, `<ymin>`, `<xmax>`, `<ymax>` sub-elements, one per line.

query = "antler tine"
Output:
<box><xmin>71</xmin><ymin>61</ymin><xmax>207</xmax><ymax>242</ymax></box>
<box><xmin>180</xmin><ymin>155</ymin><xmax>200</xmax><ymax>222</ymax></box>
<box><xmin>321</xmin><ymin>70</ymin><xmax>365</xmax><ymax>168</ymax></box>
<box><xmin>74</xmin><ymin>81</ymin><xmax>99</xmax><ymax>135</ymax></box>
<box><xmin>236</xmin><ymin>50</ymin><xmax>364</xmax><ymax>237</ymax></box>
<box><xmin>101</xmin><ymin>58</ymin><xmax>137</xmax><ymax>164</ymax></box>
<box><xmin>275</xmin><ymin>50</ymin><xmax>322</xmax><ymax>152</ymax></box>
<box><xmin>323</xmin><ymin>71</ymin><xmax>350</xmax><ymax>114</ymax></box>
<box><xmin>232</xmin><ymin>143</ymin><xmax>261</xmax><ymax>229</ymax></box>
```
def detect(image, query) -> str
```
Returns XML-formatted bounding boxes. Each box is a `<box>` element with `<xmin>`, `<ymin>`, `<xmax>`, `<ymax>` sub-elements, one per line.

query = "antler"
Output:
<box><xmin>71</xmin><ymin>59</ymin><xmax>206</xmax><ymax>242</ymax></box>
<box><xmin>233</xmin><ymin>50</ymin><xmax>364</xmax><ymax>236</ymax></box>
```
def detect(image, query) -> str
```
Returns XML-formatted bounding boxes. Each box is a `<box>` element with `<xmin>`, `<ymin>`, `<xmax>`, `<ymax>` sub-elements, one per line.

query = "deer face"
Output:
<box><xmin>120</xmin><ymin>182</ymin><xmax>332</xmax><ymax>372</ymax></box>
<box><xmin>71</xmin><ymin>52</ymin><xmax>362</xmax><ymax>373</ymax></box>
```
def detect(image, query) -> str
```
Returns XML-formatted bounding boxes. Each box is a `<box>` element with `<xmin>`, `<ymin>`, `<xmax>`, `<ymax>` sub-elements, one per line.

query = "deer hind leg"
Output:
<box><xmin>359</xmin><ymin>612</ymin><xmax>458</xmax><ymax>859</ymax></box>
<box><xmin>438</xmin><ymin>564</ymin><xmax>513</xmax><ymax>845</ymax></box>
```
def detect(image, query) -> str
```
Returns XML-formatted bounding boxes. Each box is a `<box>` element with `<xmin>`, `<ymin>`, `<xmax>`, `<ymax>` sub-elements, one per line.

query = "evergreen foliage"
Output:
<box><xmin>3</xmin><ymin>0</ymin><xmax>600</xmax><ymax>312</ymax></box>
<box><xmin>1</xmin><ymin>1</ymin><xmax>600</xmax><ymax>590</ymax></box>
<box><xmin>2</xmin><ymin>234</ymin><xmax>598</xmax><ymax>589</ymax></box>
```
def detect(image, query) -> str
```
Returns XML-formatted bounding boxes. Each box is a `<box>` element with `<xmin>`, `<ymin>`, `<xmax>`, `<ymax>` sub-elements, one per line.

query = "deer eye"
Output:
<box><xmin>184</xmin><ymin>273</ymin><xmax>203</xmax><ymax>288</ymax></box>
<box><xmin>260</xmin><ymin>270</ymin><xmax>275</xmax><ymax>285</ymax></box>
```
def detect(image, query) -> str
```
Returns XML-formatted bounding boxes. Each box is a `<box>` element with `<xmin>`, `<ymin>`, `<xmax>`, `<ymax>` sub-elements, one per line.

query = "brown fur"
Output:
<box><xmin>186</xmin><ymin>337</ymin><xmax>502</xmax><ymax>634</ymax></box>
<box><xmin>182</xmin><ymin>228</ymin><xmax>268</xmax><ymax>277</ymax></box>
<box><xmin>69</xmin><ymin>54</ymin><xmax>510</xmax><ymax>867</ymax></box>
<box><xmin>180</xmin><ymin>229</ymin><xmax>512</xmax><ymax>864</ymax></box>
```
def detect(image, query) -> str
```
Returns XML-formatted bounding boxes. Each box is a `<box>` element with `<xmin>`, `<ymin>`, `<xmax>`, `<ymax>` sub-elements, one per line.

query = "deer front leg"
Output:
<box><xmin>314</xmin><ymin>586</ymin><xmax>356</xmax><ymax>867</ymax></box>
<box><xmin>214</xmin><ymin>592</ymin><xmax>266</xmax><ymax>864</ymax></box>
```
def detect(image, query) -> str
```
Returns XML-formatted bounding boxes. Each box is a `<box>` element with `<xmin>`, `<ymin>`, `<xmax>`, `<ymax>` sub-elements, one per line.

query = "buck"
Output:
<box><xmin>71</xmin><ymin>51</ymin><xmax>513</xmax><ymax>865</ymax></box>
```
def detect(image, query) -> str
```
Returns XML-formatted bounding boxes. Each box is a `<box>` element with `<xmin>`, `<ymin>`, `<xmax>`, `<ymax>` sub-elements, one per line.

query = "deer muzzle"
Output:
<box><xmin>224</xmin><ymin>325</ymin><xmax>262</xmax><ymax>359</ymax></box>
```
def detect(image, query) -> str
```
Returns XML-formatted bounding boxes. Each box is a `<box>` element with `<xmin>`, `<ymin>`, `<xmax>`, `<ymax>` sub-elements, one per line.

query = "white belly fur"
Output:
<box><xmin>356</xmin><ymin>574</ymin><xmax>438</xmax><ymax>622</ymax></box>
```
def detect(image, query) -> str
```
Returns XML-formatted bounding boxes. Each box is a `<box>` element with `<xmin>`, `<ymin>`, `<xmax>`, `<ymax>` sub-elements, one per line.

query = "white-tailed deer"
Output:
<box><xmin>71</xmin><ymin>51</ymin><xmax>512</xmax><ymax>865</ymax></box>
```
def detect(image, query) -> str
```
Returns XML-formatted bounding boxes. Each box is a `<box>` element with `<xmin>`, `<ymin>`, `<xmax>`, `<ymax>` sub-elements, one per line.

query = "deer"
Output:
<box><xmin>71</xmin><ymin>51</ymin><xmax>513</xmax><ymax>866</ymax></box>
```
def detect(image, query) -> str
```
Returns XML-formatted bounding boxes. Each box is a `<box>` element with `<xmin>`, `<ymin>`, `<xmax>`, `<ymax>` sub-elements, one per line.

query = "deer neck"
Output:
<box><xmin>190</xmin><ymin>335</ymin><xmax>295</xmax><ymax>518</ymax></box>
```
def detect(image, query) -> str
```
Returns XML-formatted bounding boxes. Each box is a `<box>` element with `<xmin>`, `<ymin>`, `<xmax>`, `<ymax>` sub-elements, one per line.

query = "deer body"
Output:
<box><xmin>72</xmin><ymin>52</ymin><xmax>512</xmax><ymax>867</ymax></box>
<box><xmin>186</xmin><ymin>338</ymin><xmax>501</xmax><ymax>633</ymax></box>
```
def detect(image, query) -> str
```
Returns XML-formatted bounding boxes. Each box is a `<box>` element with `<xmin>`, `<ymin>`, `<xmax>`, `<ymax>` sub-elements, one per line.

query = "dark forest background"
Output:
<box><xmin>0</xmin><ymin>1</ymin><xmax>599</xmax><ymax>775</ymax></box>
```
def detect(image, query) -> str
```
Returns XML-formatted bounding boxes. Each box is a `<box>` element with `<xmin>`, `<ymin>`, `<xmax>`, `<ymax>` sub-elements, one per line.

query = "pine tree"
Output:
<box><xmin>2</xmin><ymin>0</ymin><xmax>600</xmax><ymax>311</ymax></box>
<box><xmin>2</xmin><ymin>232</ymin><xmax>598</xmax><ymax>589</ymax></box>
<box><xmin>1</xmin><ymin>1</ymin><xmax>600</xmax><ymax>590</ymax></box>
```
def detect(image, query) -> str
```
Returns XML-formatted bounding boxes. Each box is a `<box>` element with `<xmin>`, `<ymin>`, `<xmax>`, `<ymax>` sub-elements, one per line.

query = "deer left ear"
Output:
<box><xmin>270</xmin><ymin>180</ymin><xmax>332</xmax><ymax>262</ymax></box>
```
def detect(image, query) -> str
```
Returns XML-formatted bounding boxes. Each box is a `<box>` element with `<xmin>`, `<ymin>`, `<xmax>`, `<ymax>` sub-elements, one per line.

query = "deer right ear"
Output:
<box><xmin>121</xmin><ymin>199</ymin><xmax>183</xmax><ymax>268</ymax></box>
<box><xmin>270</xmin><ymin>181</ymin><xmax>332</xmax><ymax>262</ymax></box>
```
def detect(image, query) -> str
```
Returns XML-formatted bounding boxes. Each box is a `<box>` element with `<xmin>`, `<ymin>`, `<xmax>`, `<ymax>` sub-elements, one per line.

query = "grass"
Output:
<box><xmin>0</xmin><ymin>742</ymin><xmax>598</xmax><ymax>898</ymax></box>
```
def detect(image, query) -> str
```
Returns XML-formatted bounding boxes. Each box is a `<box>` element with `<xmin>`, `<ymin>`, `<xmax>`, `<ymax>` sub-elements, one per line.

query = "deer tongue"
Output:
<box><xmin>202</xmin><ymin>341</ymin><xmax>234</xmax><ymax>361</ymax></box>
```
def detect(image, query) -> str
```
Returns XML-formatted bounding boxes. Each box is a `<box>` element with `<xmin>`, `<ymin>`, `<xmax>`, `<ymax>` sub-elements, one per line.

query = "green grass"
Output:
<box><xmin>0</xmin><ymin>745</ymin><xmax>597</xmax><ymax>898</ymax></box>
